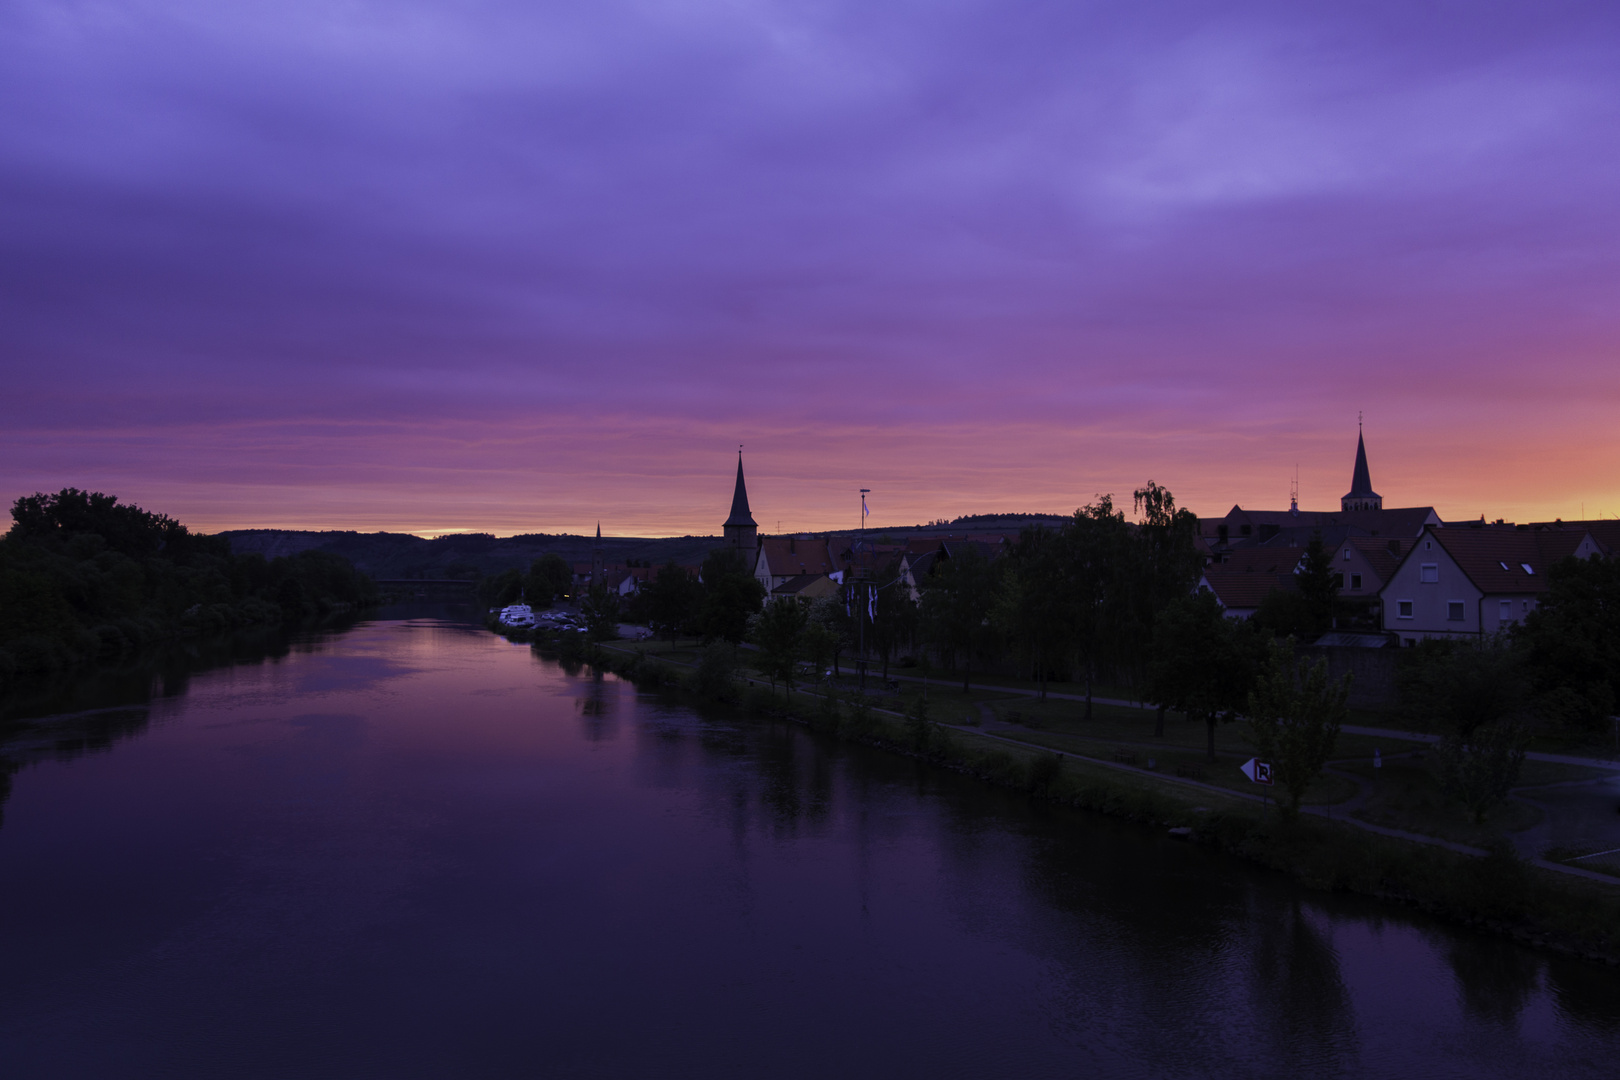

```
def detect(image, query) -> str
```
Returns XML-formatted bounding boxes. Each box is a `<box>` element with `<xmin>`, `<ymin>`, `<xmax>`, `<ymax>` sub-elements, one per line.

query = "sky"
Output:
<box><xmin>4</xmin><ymin>1</ymin><xmax>1619</xmax><ymax>537</ymax></box>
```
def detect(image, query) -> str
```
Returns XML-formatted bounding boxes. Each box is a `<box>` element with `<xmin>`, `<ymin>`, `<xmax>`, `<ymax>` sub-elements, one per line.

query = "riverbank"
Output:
<box><xmin>545</xmin><ymin>634</ymin><xmax>1620</xmax><ymax>965</ymax></box>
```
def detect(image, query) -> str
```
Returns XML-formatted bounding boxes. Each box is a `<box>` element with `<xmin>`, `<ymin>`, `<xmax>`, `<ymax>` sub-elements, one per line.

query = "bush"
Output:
<box><xmin>814</xmin><ymin>686</ymin><xmax>843</xmax><ymax>734</ymax></box>
<box><xmin>1027</xmin><ymin>752</ymin><xmax>1064</xmax><ymax>795</ymax></box>
<box><xmin>694</xmin><ymin>642</ymin><xmax>739</xmax><ymax>700</ymax></box>
<box><xmin>905</xmin><ymin>693</ymin><xmax>932</xmax><ymax>753</ymax></box>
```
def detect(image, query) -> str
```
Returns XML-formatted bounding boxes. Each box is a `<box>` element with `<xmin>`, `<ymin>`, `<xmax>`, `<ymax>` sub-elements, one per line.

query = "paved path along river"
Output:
<box><xmin>2</xmin><ymin>608</ymin><xmax>1619</xmax><ymax>1078</ymax></box>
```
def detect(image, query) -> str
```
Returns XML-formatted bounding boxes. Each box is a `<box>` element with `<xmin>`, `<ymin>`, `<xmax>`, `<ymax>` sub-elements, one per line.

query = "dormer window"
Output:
<box><xmin>1499</xmin><ymin>562</ymin><xmax>1510</xmax><ymax>571</ymax></box>
<box><xmin>1521</xmin><ymin>564</ymin><xmax>1535</xmax><ymax>575</ymax></box>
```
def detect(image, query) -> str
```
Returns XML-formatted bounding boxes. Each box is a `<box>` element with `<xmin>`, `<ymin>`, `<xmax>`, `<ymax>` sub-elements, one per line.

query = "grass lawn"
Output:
<box><xmin>1335</xmin><ymin>757</ymin><xmax>1541</xmax><ymax>846</ymax></box>
<box><xmin>900</xmin><ymin>670</ymin><xmax>1142</xmax><ymax>702</ymax></box>
<box><xmin>977</xmin><ymin>727</ymin><xmax>1358</xmax><ymax>805</ymax></box>
<box><xmin>977</xmin><ymin>696</ymin><xmax>1429</xmax><ymax>762</ymax></box>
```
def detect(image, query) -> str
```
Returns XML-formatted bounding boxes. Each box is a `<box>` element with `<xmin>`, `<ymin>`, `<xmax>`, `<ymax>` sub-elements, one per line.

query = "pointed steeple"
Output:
<box><xmin>724</xmin><ymin>452</ymin><xmax>756</xmax><ymax>528</ymax></box>
<box><xmin>1341</xmin><ymin>422</ymin><xmax>1382</xmax><ymax>512</ymax></box>
<box><xmin>722</xmin><ymin>449</ymin><xmax>758</xmax><ymax>555</ymax></box>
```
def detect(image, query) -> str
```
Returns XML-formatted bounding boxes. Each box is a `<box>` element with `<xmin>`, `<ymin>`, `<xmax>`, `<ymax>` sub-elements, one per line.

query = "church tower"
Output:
<box><xmin>591</xmin><ymin>522</ymin><xmax>604</xmax><ymax>585</ymax></box>
<box><xmin>1341</xmin><ymin>425</ymin><xmax>1382</xmax><ymax>512</ymax></box>
<box><xmin>722</xmin><ymin>451</ymin><xmax>758</xmax><ymax>557</ymax></box>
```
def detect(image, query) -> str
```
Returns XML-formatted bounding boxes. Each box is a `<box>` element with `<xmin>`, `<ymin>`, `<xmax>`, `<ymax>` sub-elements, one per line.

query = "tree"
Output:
<box><xmin>481</xmin><ymin>568</ymin><xmax>524</xmax><ymax>607</ymax></box>
<box><xmin>753</xmin><ymin>597</ymin><xmax>808</xmax><ymax>695</ymax></box>
<box><xmin>1399</xmin><ymin>635</ymin><xmax>1534</xmax><ymax>823</ymax></box>
<box><xmin>695</xmin><ymin>548</ymin><xmax>766</xmax><ymax>643</ymax></box>
<box><xmin>1516</xmin><ymin>554</ymin><xmax>1620</xmax><ymax>731</ymax></box>
<box><xmin>870</xmin><ymin>558</ymin><xmax>917</xmax><ymax>679</ymax></box>
<box><xmin>643</xmin><ymin>562</ymin><xmax>700</xmax><ymax>642</ymax></box>
<box><xmin>1246</xmin><ymin>640</ymin><xmax>1351</xmax><ymax>819</ymax></box>
<box><xmin>994</xmin><ymin>527</ymin><xmax>1070</xmax><ymax>700</ymax></box>
<box><xmin>525</xmin><ymin>553</ymin><xmax>573</xmax><ymax>606</ymax></box>
<box><xmin>802</xmin><ymin>618</ymin><xmax>839</xmax><ymax>682</ymax></box>
<box><xmin>1131</xmin><ymin>482</ymin><xmax>1205</xmax><ymax>732</ymax></box>
<box><xmin>1434</xmin><ymin>720</ymin><xmax>1531</xmax><ymax>825</ymax></box>
<box><xmin>1061</xmin><ymin>497</ymin><xmax>1134</xmax><ymax>720</ymax></box>
<box><xmin>580</xmin><ymin>580</ymin><xmax>621</xmax><ymax>641</ymax></box>
<box><xmin>1398</xmin><ymin>634</ymin><xmax>1531</xmax><ymax>741</ymax></box>
<box><xmin>1296</xmin><ymin>531</ymin><xmax>1339</xmax><ymax>634</ymax></box>
<box><xmin>805</xmin><ymin>595</ymin><xmax>852</xmax><ymax>677</ymax></box>
<box><xmin>920</xmin><ymin>542</ymin><xmax>999</xmax><ymax>692</ymax></box>
<box><xmin>1149</xmin><ymin>592</ymin><xmax>1264</xmax><ymax>761</ymax></box>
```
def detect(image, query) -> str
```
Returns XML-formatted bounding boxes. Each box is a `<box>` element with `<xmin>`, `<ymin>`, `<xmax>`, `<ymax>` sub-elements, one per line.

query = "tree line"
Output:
<box><xmin>0</xmin><ymin>489</ymin><xmax>378</xmax><ymax>688</ymax></box>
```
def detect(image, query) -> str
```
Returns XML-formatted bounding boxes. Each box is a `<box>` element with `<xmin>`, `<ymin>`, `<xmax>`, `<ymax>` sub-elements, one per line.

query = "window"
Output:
<box><xmin>1447</xmin><ymin>601</ymin><xmax>1466</xmax><ymax>622</ymax></box>
<box><xmin>1338</xmin><ymin>573</ymin><xmax>1346</xmax><ymax>589</ymax></box>
<box><xmin>1425</xmin><ymin>540</ymin><xmax>1433</xmax><ymax>550</ymax></box>
<box><xmin>1420</xmin><ymin>564</ymin><xmax>1439</xmax><ymax>583</ymax></box>
<box><xmin>1403</xmin><ymin>638</ymin><xmax>1416</xmax><ymax>647</ymax></box>
<box><xmin>1350</xmin><ymin>573</ymin><xmax>1362</xmax><ymax>590</ymax></box>
<box><xmin>1397</xmin><ymin>600</ymin><xmax>1413</xmax><ymax>619</ymax></box>
<box><xmin>1500</xmin><ymin>562</ymin><xmax>1510</xmax><ymax>571</ymax></box>
<box><xmin>1343</xmin><ymin>549</ymin><xmax>1352</xmax><ymax>561</ymax></box>
<box><xmin>1499</xmin><ymin>599</ymin><xmax>1514</xmax><ymax>623</ymax></box>
<box><xmin>1521</xmin><ymin>563</ymin><xmax>1535</xmax><ymax>575</ymax></box>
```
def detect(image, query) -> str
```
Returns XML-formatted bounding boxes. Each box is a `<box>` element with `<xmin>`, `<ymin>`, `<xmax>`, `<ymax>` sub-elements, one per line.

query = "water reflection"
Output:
<box><xmin>0</xmin><ymin>603</ymin><xmax>472</xmax><ymax>828</ymax></box>
<box><xmin>1447</xmin><ymin>936</ymin><xmax>1543</xmax><ymax>1026</ymax></box>
<box><xmin>1</xmin><ymin>615</ymin><xmax>1617</xmax><ymax>1079</ymax></box>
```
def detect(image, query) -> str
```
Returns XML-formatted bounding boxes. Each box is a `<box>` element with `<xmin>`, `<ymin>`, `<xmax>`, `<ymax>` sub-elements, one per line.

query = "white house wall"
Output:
<box><xmin>1381</xmin><ymin>534</ymin><xmax>1482</xmax><ymax>644</ymax></box>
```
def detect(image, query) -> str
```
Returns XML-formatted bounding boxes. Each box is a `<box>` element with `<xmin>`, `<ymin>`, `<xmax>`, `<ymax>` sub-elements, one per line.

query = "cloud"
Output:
<box><xmin>3</xmin><ymin>1</ymin><xmax>1619</xmax><ymax>529</ymax></box>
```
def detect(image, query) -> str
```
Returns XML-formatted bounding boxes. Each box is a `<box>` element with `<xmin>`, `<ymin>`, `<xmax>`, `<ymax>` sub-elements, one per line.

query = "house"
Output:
<box><xmin>754</xmin><ymin>535</ymin><xmax>839</xmax><ymax>596</ymax></box>
<box><xmin>770</xmin><ymin>574</ymin><xmax>840</xmax><ymax>605</ymax></box>
<box><xmin>1198</xmin><ymin>430</ymin><xmax>1439</xmax><ymax>559</ymax></box>
<box><xmin>1195</xmin><ymin>550</ymin><xmax>1307</xmax><ymax>619</ymax></box>
<box><xmin>1380</xmin><ymin>526</ymin><xmax>1604</xmax><ymax>644</ymax></box>
<box><xmin>1329</xmin><ymin>536</ymin><xmax>1418</xmax><ymax>621</ymax></box>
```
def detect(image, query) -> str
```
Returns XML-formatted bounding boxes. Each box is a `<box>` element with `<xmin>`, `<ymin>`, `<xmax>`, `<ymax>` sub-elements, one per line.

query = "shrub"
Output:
<box><xmin>1027</xmin><ymin>752</ymin><xmax>1064</xmax><ymax>795</ymax></box>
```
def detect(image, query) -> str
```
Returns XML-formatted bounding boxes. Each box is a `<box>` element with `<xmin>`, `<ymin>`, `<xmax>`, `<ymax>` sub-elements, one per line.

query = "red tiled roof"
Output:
<box><xmin>1425</xmin><ymin>528</ymin><xmax>1594</xmax><ymax>595</ymax></box>
<box><xmin>1211</xmin><ymin>550</ymin><xmax>1305</xmax><ymax>575</ymax></box>
<box><xmin>758</xmin><ymin>536</ymin><xmax>837</xmax><ymax>577</ymax></box>
<box><xmin>1345</xmin><ymin>536</ymin><xmax>1416</xmax><ymax>583</ymax></box>
<box><xmin>1199</xmin><ymin>566</ymin><xmax>1297</xmax><ymax>610</ymax></box>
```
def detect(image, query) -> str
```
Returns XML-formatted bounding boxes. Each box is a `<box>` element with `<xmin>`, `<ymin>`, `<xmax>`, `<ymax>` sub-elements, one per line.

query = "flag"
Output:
<box><xmin>868</xmin><ymin>586</ymin><xmax>876</xmax><ymax>621</ymax></box>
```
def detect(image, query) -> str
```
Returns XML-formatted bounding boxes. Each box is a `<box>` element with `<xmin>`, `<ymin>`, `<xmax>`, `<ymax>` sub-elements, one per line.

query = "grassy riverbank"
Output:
<box><xmin>536</xmin><ymin>633</ymin><xmax>1620</xmax><ymax>965</ymax></box>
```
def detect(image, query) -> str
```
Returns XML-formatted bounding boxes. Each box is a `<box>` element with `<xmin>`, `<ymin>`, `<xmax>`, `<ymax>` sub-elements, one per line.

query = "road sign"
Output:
<box><xmin>1240</xmin><ymin>758</ymin><xmax>1274</xmax><ymax>785</ymax></box>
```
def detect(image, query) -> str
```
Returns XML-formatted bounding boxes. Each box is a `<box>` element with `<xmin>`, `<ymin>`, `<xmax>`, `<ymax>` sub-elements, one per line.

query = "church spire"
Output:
<box><xmin>724</xmin><ymin>450</ymin><xmax>755</xmax><ymax>529</ymax></box>
<box><xmin>722</xmin><ymin>448</ymin><xmax>758</xmax><ymax>555</ymax></box>
<box><xmin>1341</xmin><ymin>421</ymin><xmax>1382</xmax><ymax>512</ymax></box>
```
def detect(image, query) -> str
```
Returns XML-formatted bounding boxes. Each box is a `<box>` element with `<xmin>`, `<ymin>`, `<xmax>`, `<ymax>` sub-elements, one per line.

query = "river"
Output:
<box><xmin>1</xmin><ymin>608</ymin><xmax>1617</xmax><ymax>1078</ymax></box>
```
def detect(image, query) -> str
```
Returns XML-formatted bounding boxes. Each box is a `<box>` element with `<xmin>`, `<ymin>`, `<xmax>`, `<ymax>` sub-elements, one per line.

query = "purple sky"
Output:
<box><xmin>4</xmin><ymin>1</ymin><xmax>1619</xmax><ymax>535</ymax></box>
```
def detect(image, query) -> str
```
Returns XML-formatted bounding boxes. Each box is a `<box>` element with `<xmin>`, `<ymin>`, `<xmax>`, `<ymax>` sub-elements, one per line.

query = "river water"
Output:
<box><xmin>1</xmin><ymin>609</ymin><xmax>1617</xmax><ymax>1079</ymax></box>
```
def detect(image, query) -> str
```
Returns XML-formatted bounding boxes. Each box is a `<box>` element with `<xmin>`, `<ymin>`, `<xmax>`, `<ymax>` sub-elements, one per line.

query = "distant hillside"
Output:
<box><xmin>220</xmin><ymin>515</ymin><xmax>1074</xmax><ymax>580</ymax></box>
<box><xmin>220</xmin><ymin>530</ymin><xmax>724</xmax><ymax>579</ymax></box>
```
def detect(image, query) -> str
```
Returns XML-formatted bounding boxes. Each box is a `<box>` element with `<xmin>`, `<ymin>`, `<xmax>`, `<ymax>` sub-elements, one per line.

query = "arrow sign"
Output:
<box><xmin>1240</xmin><ymin>758</ymin><xmax>1275</xmax><ymax>786</ymax></box>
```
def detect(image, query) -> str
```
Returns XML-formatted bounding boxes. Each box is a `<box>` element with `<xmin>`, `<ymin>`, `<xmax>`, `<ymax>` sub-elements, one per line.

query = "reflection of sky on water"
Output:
<box><xmin>0</xmin><ymin>615</ymin><xmax>1616</xmax><ymax>1077</ymax></box>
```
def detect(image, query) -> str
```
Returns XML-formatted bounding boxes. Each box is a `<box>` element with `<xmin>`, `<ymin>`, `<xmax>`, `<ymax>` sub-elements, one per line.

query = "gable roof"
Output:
<box><xmin>1212</xmin><ymin>550</ymin><xmax>1306</xmax><ymax>575</ymax></box>
<box><xmin>758</xmin><ymin>536</ymin><xmax>837</xmax><ymax>577</ymax></box>
<box><xmin>771</xmin><ymin>573</ymin><xmax>837</xmax><ymax>599</ymax></box>
<box><xmin>1199</xmin><ymin>565</ymin><xmax>1298</xmax><ymax>611</ymax></box>
<box><xmin>1421</xmin><ymin>527</ymin><xmax>1597</xmax><ymax>595</ymax></box>
<box><xmin>1343</xmin><ymin>536</ymin><xmax>1417</xmax><ymax>582</ymax></box>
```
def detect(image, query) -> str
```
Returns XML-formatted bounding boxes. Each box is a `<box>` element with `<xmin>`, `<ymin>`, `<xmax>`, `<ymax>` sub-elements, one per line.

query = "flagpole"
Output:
<box><xmin>858</xmin><ymin>489</ymin><xmax>870</xmax><ymax>694</ymax></box>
